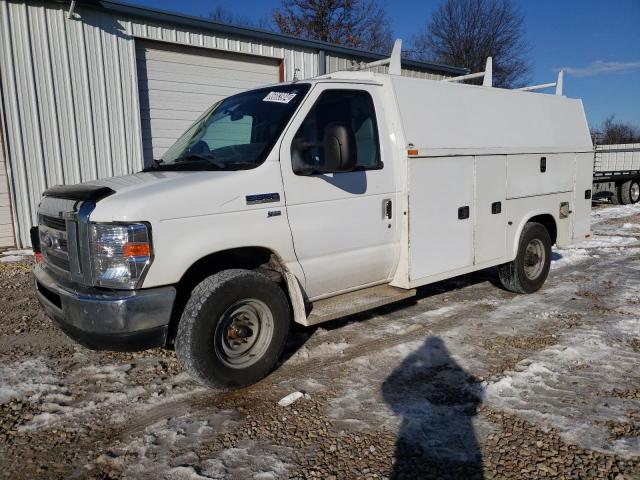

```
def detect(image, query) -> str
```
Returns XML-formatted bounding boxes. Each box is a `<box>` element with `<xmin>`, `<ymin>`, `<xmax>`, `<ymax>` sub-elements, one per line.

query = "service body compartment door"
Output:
<box><xmin>475</xmin><ymin>155</ymin><xmax>507</xmax><ymax>264</ymax></box>
<box><xmin>572</xmin><ymin>152</ymin><xmax>594</xmax><ymax>242</ymax></box>
<box><xmin>506</xmin><ymin>153</ymin><xmax>574</xmax><ymax>199</ymax></box>
<box><xmin>408</xmin><ymin>156</ymin><xmax>474</xmax><ymax>281</ymax></box>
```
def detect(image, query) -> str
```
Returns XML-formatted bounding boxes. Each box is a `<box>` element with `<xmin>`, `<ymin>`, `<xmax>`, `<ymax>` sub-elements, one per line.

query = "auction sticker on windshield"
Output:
<box><xmin>263</xmin><ymin>92</ymin><xmax>297</xmax><ymax>103</ymax></box>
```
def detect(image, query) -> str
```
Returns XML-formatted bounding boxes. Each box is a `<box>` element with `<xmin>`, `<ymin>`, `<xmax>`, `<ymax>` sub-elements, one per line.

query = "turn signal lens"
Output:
<box><xmin>123</xmin><ymin>243</ymin><xmax>151</xmax><ymax>257</ymax></box>
<box><xmin>90</xmin><ymin>223</ymin><xmax>153</xmax><ymax>289</ymax></box>
<box><xmin>407</xmin><ymin>149</ymin><xmax>419</xmax><ymax>156</ymax></box>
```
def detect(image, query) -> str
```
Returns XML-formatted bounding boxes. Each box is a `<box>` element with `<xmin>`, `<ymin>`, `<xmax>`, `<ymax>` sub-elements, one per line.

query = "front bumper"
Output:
<box><xmin>33</xmin><ymin>263</ymin><xmax>176</xmax><ymax>351</ymax></box>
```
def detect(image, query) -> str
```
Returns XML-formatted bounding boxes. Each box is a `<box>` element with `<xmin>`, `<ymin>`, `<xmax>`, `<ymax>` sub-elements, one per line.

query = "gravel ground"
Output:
<box><xmin>1</xmin><ymin>203</ymin><xmax>639</xmax><ymax>480</ymax></box>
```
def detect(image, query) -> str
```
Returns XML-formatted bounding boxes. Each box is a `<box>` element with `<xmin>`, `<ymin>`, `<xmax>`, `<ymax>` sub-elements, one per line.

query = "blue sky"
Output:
<box><xmin>131</xmin><ymin>0</ymin><xmax>640</xmax><ymax>128</ymax></box>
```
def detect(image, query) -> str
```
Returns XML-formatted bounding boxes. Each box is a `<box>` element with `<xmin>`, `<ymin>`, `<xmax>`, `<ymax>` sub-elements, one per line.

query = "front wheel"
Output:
<box><xmin>498</xmin><ymin>222</ymin><xmax>552</xmax><ymax>294</ymax></box>
<box><xmin>175</xmin><ymin>269</ymin><xmax>290</xmax><ymax>389</ymax></box>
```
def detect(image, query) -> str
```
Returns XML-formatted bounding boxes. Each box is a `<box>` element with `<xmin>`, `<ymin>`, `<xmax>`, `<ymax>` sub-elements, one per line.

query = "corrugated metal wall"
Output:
<box><xmin>0</xmin><ymin>107</ymin><xmax>14</xmax><ymax>247</ymax></box>
<box><xmin>326</xmin><ymin>53</ymin><xmax>449</xmax><ymax>80</ymax></box>
<box><xmin>0</xmin><ymin>0</ymin><xmax>319</xmax><ymax>247</ymax></box>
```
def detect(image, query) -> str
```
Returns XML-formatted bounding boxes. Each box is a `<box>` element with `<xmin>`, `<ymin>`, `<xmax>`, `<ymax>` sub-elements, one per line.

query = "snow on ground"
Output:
<box><xmin>0</xmin><ymin>353</ymin><xmax>204</xmax><ymax>432</ymax></box>
<box><xmin>96</xmin><ymin>411</ymin><xmax>291</xmax><ymax>480</ymax></box>
<box><xmin>485</xmin><ymin>312</ymin><xmax>640</xmax><ymax>458</ymax></box>
<box><xmin>0</xmin><ymin>249</ymin><xmax>33</xmax><ymax>263</ymax></box>
<box><xmin>591</xmin><ymin>204</ymin><xmax>640</xmax><ymax>224</ymax></box>
<box><xmin>0</xmin><ymin>358</ymin><xmax>58</xmax><ymax>404</ymax></box>
<box><xmin>2</xmin><ymin>203</ymin><xmax>639</xmax><ymax>478</ymax></box>
<box><xmin>287</xmin><ymin>341</ymin><xmax>350</xmax><ymax>364</ymax></box>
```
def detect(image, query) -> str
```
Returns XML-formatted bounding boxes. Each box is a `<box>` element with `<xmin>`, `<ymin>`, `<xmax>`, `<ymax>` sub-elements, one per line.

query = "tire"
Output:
<box><xmin>609</xmin><ymin>185</ymin><xmax>621</xmax><ymax>205</ymax></box>
<box><xmin>175</xmin><ymin>269</ymin><xmax>290</xmax><ymax>389</ymax></box>
<box><xmin>619</xmin><ymin>179</ymin><xmax>640</xmax><ymax>205</ymax></box>
<box><xmin>498</xmin><ymin>222</ymin><xmax>552</xmax><ymax>294</ymax></box>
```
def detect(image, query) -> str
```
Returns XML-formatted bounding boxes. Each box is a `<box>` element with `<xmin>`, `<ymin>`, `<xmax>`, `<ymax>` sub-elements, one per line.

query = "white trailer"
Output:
<box><xmin>593</xmin><ymin>144</ymin><xmax>640</xmax><ymax>204</ymax></box>
<box><xmin>32</xmin><ymin>41</ymin><xmax>593</xmax><ymax>388</ymax></box>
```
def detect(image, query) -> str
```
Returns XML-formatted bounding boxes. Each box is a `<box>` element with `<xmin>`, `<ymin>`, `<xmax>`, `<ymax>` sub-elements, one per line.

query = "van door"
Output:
<box><xmin>279</xmin><ymin>85</ymin><xmax>398</xmax><ymax>299</ymax></box>
<box><xmin>474</xmin><ymin>155</ymin><xmax>507</xmax><ymax>264</ymax></box>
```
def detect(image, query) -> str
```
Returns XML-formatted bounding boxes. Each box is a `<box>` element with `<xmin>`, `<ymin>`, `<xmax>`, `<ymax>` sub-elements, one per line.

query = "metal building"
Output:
<box><xmin>0</xmin><ymin>0</ymin><xmax>465</xmax><ymax>248</ymax></box>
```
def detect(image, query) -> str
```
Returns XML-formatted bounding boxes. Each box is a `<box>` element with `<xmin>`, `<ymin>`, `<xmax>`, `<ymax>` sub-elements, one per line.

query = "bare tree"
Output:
<box><xmin>592</xmin><ymin>116</ymin><xmax>640</xmax><ymax>145</ymax></box>
<box><xmin>410</xmin><ymin>0</ymin><xmax>530</xmax><ymax>88</ymax></box>
<box><xmin>273</xmin><ymin>0</ymin><xmax>394</xmax><ymax>54</ymax></box>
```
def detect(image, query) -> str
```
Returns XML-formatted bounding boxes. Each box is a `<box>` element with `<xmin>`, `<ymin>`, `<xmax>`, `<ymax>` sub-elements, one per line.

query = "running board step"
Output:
<box><xmin>304</xmin><ymin>284</ymin><xmax>416</xmax><ymax>326</ymax></box>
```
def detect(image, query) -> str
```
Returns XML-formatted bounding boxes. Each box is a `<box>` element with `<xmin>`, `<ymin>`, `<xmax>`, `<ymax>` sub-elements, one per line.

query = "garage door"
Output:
<box><xmin>136</xmin><ymin>41</ymin><xmax>282</xmax><ymax>164</ymax></box>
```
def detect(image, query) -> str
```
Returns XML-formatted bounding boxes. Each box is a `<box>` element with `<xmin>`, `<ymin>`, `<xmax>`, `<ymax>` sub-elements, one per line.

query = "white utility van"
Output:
<box><xmin>32</xmin><ymin>42</ymin><xmax>593</xmax><ymax>388</ymax></box>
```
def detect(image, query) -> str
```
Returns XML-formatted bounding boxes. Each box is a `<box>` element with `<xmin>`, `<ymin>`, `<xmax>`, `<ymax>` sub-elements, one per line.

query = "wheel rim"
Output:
<box><xmin>631</xmin><ymin>182</ymin><xmax>640</xmax><ymax>203</ymax></box>
<box><xmin>214</xmin><ymin>298</ymin><xmax>274</xmax><ymax>368</ymax></box>
<box><xmin>523</xmin><ymin>238</ymin><xmax>545</xmax><ymax>280</ymax></box>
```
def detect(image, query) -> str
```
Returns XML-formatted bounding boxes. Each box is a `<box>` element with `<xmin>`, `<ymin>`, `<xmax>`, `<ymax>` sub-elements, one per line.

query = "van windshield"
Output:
<box><xmin>146</xmin><ymin>84</ymin><xmax>311</xmax><ymax>171</ymax></box>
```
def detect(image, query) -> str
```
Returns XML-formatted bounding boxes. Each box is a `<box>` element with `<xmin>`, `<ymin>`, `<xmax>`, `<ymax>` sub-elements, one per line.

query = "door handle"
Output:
<box><xmin>491</xmin><ymin>201</ymin><xmax>502</xmax><ymax>214</ymax></box>
<box><xmin>383</xmin><ymin>199</ymin><xmax>392</xmax><ymax>220</ymax></box>
<box><xmin>458</xmin><ymin>206</ymin><xmax>469</xmax><ymax>220</ymax></box>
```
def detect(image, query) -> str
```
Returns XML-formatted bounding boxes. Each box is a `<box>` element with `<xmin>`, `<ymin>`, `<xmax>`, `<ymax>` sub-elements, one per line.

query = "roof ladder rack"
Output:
<box><xmin>516</xmin><ymin>70</ymin><xmax>564</xmax><ymax>96</ymax></box>
<box><xmin>441</xmin><ymin>57</ymin><xmax>492</xmax><ymax>87</ymax></box>
<box><xmin>351</xmin><ymin>39</ymin><xmax>403</xmax><ymax>75</ymax></box>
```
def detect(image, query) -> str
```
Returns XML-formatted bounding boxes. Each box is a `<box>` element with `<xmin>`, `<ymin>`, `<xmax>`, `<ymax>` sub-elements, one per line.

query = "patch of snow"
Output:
<box><xmin>0</xmin><ymin>358</ymin><xmax>59</xmax><ymax>404</ymax></box>
<box><xmin>287</xmin><ymin>341</ymin><xmax>350</xmax><ymax>364</ymax></box>
<box><xmin>99</xmin><ymin>410</ymin><xmax>291</xmax><ymax>480</ymax></box>
<box><xmin>551</xmin><ymin>234</ymin><xmax>638</xmax><ymax>269</ymax></box>
<box><xmin>591</xmin><ymin>204</ymin><xmax>640</xmax><ymax>224</ymax></box>
<box><xmin>0</xmin><ymin>249</ymin><xmax>33</xmax><ymax>263</ymax></box>
<box><xmin>551</xmin><ymin>247</ymin><xmax>591</xmax><ymax>269</ymax></box>
<box><xmin>485</xmin><ymin>315</ymin><xmax>640</xmax><ymax>458</ymax></box>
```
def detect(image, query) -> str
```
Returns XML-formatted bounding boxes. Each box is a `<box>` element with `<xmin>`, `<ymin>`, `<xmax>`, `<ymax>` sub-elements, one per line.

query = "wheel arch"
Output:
<box><xmin>166</xmin><ymin>246</ymin><xmax>307</xmax><ymax>346</ymax></box>
<box><xmin>510</xmin><ymin>212</ymin><xmax>557</xmax><ymax>261</ymax></box>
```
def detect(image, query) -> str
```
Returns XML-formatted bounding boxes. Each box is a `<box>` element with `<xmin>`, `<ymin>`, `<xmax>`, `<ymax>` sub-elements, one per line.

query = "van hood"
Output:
<box><xmin>78</xmin><ymin>165</ymin><xmax>283</xmax><ymax>223</ymax></box>
<box><xmin>84</xmin><ymin>171</ymin><xmax>194</xmax><ymax>194</ymax></box>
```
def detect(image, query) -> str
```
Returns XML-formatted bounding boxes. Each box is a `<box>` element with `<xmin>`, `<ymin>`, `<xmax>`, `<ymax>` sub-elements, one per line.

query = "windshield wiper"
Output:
<box><xmin>141</xmin><ymin>158</ymin><xmax>164</xmax><ymax>172</ymax></box>
<box><xmin>175</xmin><ymin>153</ymin><xmax>229</xmax><ymax>170</ymax></box>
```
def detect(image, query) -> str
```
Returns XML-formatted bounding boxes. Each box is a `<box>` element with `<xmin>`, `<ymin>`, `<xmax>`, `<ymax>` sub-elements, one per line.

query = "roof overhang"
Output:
<box><xmin>94</xmin><ymin>0</ymin><xmax>467</xmax><ymax>75</ymax></box>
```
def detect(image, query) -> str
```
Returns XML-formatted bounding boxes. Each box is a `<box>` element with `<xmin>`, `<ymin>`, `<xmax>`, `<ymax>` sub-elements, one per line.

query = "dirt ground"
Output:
<box><xmin>1</xmin><ymin>204</ymin><xmax>640</xmax><ymax>480</ymax></box>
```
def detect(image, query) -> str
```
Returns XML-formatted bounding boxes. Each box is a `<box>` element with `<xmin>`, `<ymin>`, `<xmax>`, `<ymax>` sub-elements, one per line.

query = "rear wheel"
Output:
<box><xmin>175</xmin><ymin>269</ymin><xmax>290</xmax><ymax>389</ymax></box>
<box><xmin>498</xmin><ymin>222</ymin><xmax>552</xmax><ymax>294</ymax></box>
<box><xmin>620</xmin><ymin>179</ymin><xmax>640</xmax><ymax>205</ymax></box>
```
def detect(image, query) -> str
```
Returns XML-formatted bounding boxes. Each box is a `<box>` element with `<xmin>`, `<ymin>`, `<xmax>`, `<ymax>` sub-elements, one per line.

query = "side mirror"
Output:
<box><xmin>292</xmin><ymin>122</ymin><xmax>357</xmax><ymax>175</ymax></box>
<box><xmin>322</xmin><ymin>122</ymin><xmax>357</xmax><ymax>173</ymax></box>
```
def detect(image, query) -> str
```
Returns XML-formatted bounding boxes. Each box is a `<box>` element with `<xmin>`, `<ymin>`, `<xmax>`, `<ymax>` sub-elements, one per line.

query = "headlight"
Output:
<box><xmin>90</xmin><ymin>223</ymin><xmax>153</xmax><ymax>289</ymax></box>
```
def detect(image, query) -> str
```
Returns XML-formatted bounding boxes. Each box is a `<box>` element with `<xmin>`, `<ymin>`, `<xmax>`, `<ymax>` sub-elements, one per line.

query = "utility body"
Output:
<box><xmin>32</xmin><ymin>48</ymin><xmax>593</xmax><ymax>388</ymax></box>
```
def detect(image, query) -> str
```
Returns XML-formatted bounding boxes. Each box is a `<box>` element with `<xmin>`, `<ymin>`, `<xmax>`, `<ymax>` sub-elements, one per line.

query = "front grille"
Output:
<box><xmin>41</xmin><ymin>215</ymin><xmax>66</xmax><ymax>231</ymax></box>
<box><xmin>38</xmin><ymin>196</ymin><xmax>94</xmax><ymax>284</ymax></box>
<box><xmin>46</xmin><ymin>253</ymin><xmax>70</xmax><ymax>271</ymax></box>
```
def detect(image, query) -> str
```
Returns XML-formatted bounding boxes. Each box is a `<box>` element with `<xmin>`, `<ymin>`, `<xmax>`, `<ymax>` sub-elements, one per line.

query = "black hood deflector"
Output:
<box><xmin>43</xmin><ymin>184</ymin><xmax>115</xmax><ymax>202</ymax></box>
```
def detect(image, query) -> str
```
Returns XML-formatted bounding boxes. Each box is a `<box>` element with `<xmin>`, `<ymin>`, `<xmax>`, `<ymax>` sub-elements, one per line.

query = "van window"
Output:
<box><xmin>293</xmin><ymin>90</ymin><xmax>382</xmax><ymax>173</ymax></box>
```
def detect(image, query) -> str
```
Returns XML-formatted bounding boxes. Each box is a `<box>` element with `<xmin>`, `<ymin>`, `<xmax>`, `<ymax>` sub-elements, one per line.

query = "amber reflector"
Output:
<box><xmin>123</xmin><ymin>243</ymin><xmax>151</xmax><ymax>257</ymax></box>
